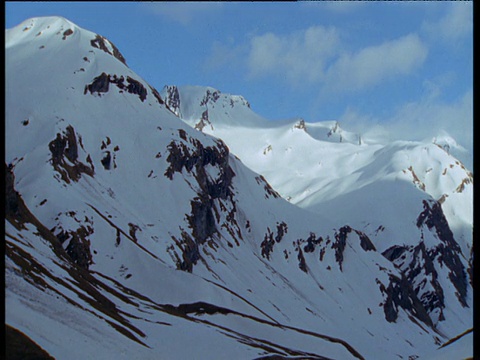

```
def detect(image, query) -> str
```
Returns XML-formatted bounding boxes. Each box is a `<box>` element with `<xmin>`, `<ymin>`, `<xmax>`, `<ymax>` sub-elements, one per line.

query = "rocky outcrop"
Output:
<box><xmin>260</xmin><ymin>229</ymin><xmax>275</xmax><ymax>260</ymax></box>
<box><xmin>84</xmin><ymin>72</ymin><xmax>110</xmax><ymax>94</ymax></box>
<box><xmin>303</xmin><ymin>232</ymin><xmax>321</xmax><ymax>253</ymax></box>
<box><xmin>164</xmin><ymin>133</ymin><xmax>239</xmax><ymax>271</ymax></box>
<box><xmin>255</xmin><ymin>175</ymin><xmax>280</xmax><ymax>199</ymax></box>
<box><xmin>383</xmin><ymin>242</ymin><xmax>445</xmax><ymax>323</ymax></box>
<box><xmin>293</xmin><ymin>119</ymin><xmax>307</xmax><ymax>131</ymax></box>
<box><xmin>149</xmin><ymin>85</ymin><xmax>164</xmax><ymax>105</ymax></box>
<box><xmin>163</xmin><ymin>85</ymin><xmax>182</xmax><ymax>117</ymax></box>
<box><xmin>62</xmin><ymin>28</ymin><xmax>73</xmax><ymax>40</ymax></box>
<box><xmin>6</xmin><ymin>164</ymin><xmax>94</xmax><ymax>270</ymax></box>
<box><xmin>260</xmin><ymin>222</ymin><xmax>288</xmax><ymax>260</ymax></box>
<box><xmin>90</xmin><ymin>34</ymin><xmax>127</xmax><ymax>65</ymax></box>
<box><xmin>378</xmin><ymin>273</ymin><xmax>433</xmax><ymax>328</ymax></box>
<box><xmin>332</xmin><ymin>226</ymin><xmax>351</xmax><ymax>271</ymax></box>
<box><xmin>381</xmin><ymin>199</ymin><xmax>470</xmax><ymax>325</ymax></box>
<box><xmin>416</xmin><ymin>200</ymin><xmax>468</xmax><ymax>308</ymax></box>
<box><xmin>49</xmin><ymin>125</ymin><xmax>95</xmax><ymax>183</ymax></box>
<box><xmin>200</xmin><ymin>89</ymin><xmax>221</xmax><ymax>106</ymax></box>
<box><xmin>53</xmin><ymin>226</ymin><xmax>94</xmax><ymax>270</ymax></box>
<box><xmin>84</xmin><ymin>73</ymin><xmax>148</xmax><ymax>102</ymax></box>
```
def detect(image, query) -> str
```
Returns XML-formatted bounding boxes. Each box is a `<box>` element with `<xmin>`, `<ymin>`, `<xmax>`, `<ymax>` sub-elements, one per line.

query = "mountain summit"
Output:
<box><xmin>5</xmin><ymin>17</ymin><xmax>473</xmax><ymax>359</ymax></box>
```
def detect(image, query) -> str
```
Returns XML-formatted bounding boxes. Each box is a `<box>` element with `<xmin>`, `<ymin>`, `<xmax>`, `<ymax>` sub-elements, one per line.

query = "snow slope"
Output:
<box><xmin>162</xmin><ymin>84</ymin><xmax>474</xmax><ymax>341</ymax></box>
<box><xmin>6</xmin><ymin>17</ymin><xmax>473</xmax><ymax>359</ymax></box>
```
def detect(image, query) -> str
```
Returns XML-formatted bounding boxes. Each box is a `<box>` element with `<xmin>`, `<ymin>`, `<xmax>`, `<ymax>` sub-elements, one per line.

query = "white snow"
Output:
<box><xmin>5</xmin><ymin>16</ymin><xmax>473</xmax><ymax>360</ymax></box>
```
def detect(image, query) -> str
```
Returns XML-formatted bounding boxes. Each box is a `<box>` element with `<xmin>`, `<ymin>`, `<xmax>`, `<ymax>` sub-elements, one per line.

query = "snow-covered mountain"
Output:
<box><xmin>5</xmin><ymin>17</ymin><xmax>473</xmax><ymax>360</ymax></box>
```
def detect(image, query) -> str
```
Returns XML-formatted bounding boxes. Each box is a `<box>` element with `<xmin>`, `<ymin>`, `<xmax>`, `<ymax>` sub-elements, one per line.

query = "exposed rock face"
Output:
<box><xmin>164</xmin><ymin>132</ymin><xmax>238</xmax><ymax>271</ymax></box>
<box><xmin>383</xmin><ymin>242</ymin><xmax>445</xmax><ymax>322</ymax></box>
<box><xmin>356</xmin><ymin>230</ymin><xmax>376</xmax><ymax>252</ymax></box>
<box><xmin>53</xmin><ymin>226</ymin><xmax>94</xmax><ymax>269</ymax></box>
<box><xmin>378</xmin><ymin>273</ymin><xmax>433</xmax><ymax>328</ymax></box>
<box><xmin>303</xmin><ymin>232</ymin><xmax>321</xmax><ymax>253</ymax></box>
<box><xmin>90</xmin><ymin>34</ymin><xmax>127</xmax><ymax>65</ymax></box>
<box><xmin>260</xmin><ymin>229</ymin><xmax>275</xmax><ymax>260</ymax></box>
<box><xmin>260</xmin><ymin>222</ymin><xmax>288</xmax><ymax>260</ymax></box>
<box><xmin>200</xmin><ymin>89</ymin><xmax>221</xmax><ymax>106</ymax></box>
<box><xmin>84</xmin><ymin>73</ymin><xmax>147</xmax><ymax>102</ymax></box>
<box><xmin>48</xmin><ymin>125</ymin><xmax>95</xmax><ymax>183</ymax></box>
<box><xmin>332</xmin><ymin>226</ymin><xmax>351</xmax><ymax>271</ymax></box>
<box><xmin>62</xmin><ymin>28</ymin><xmax>73</xmax><ymax>40</ymax></box>
<box><xmin>149</xmin><ymin>85</ymin><xmax>165</xmax><ymax>105</ymax></box>
<box><xmin>416</xmin><ymin>200</ymin><xmax>468</xmax><ymax>308</ymax></box>
<box><xmin>297</xmin><ymin>246</ymin><xmax>308</xmax><ymax>273</ymax></box>
<box><xmin>163</xmin><ymin>85</ymin><xmax>181</xmax><ymax>117</ymax></box>
<box><xmin>382</xmin><ymin>199</ymin><xmax>469</xmax><ymax>325</ymax></box>
<box><xmin>84</xmin><ymin>72</ymin><xmax>110</xmax><ymax>94</ymax></box>
<box><xmin>255</xmin><ymin>175</ymin><xmax>281</xmax><ymax>199</ymax></box>
<box><xmin>124</xmin><ymin>76</ymin><xmax>148</xmax><ymax>102</ymax></box>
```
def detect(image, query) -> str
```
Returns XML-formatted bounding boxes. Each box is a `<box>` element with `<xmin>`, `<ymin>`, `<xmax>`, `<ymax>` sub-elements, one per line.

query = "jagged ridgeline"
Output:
<box><xmin>5</xmin><ymin>16</ymin><xmax>472</xmax><ymax>360</ymax></box>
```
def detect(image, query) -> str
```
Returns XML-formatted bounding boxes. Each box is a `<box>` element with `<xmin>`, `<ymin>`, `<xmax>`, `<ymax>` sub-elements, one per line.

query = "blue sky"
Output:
<box><xmin>5</xmin><ymin>1</ymin><xmax>473</xmax><ymax>154</ymax></box>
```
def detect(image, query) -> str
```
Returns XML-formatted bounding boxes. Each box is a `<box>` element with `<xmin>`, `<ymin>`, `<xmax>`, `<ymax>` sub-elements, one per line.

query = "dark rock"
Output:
<box><xmin>90</xmin><ymin>34</ymin><xmax>127</xmax><ymax>65</ymax></box>
<box><xmin>382</xmin><ymin>245</ymin><xmax>407</xmax><ymax>261</ymax></box>
<box><xmin>174</xmin><ymin>231</ymin><xmax>200</xmax><ymax>272</ymax></box>
<box><xmin>128</xmin><ymin>223</ymin><xmax>141</xmax><ymax>243</ymax></box>
<box><xmin>187</xmin><ymin>197</ymin><xmax>217</xmax><ymax>245</ymax></box>
<box><xmin>275</xmin><ymin>222</ymin><xmax>288</xmax><ymax>243</ymax></box>
<box><xmin>261</xmin><ymin>223</ymin><xmax>289</xmax><ymax>260</ymax></box>
<box><xmin>164</xmin><ymin>85</ymin><xmax>181</xmax><ymax>116</ymax></box>
<box><xmin>62</xmin><ymin>28</ymin><xmax>73</xmax><ymax>40</ymax></box>
<box><xmin>164</xmin><ymin>135</ymin><xmax>239</xmax><ymax>267</ymax></box>
<box><xmin>84</xmin><ymin>72</ymin><xmax>110</xmax><ymax>94</ymax></box>
<box><xmin>48</xmin><ymin>125</ymin><xmax>94</xmax><ymax>183</ymax></box>
<box><xmin>355</xmin><ymin>230</ymin><xmax>376</xmax><ymax>252</ymax></box>
<box><xmin>297</xmin><ymin>246</ymin><xmax>308</xmax><ymax>273</ymax></box>
<box><xmin>126</xmin><ymin>76</ymin><xmax>147</xmax><ymax>102</ymax></box>
<box><xmin>149</xmin><ymin>85</ymin><xmax>164</xmax><ymax>105</ymax></box>
<box><xmin>416</xmin><ymin>199</ymin><xmax>468</xmax><ymax>307</ymax></box>
<box><xmin>5</xmin><ymin>325</ymin><xmax>55</xmax><ymax>360</ymax></box>
<box><xmin>255</xmin><ymin>175</ymin><xmax>281</xmax><ymax>199</ymax></box>
<box><xmin>380</xmin><ymin>274</ymin><xmax>433</xmax><ymax>328</ymax></box>
<box><xmin>332</xmin><ymin>226</ymin><xmax>352</xmax><ymax>271</ymax></box>
<box><xmin>303</xmin><ymin>232</ymin><xmax>322</xmax><ymax>253</ymax></box>
<box><xmin>200</xmin><ymin>89</ymin><xmax>220</xmax><ymax>106</ymax></box>
<box><xmin>84</xmin><ymin>73</ymin><xmax>147</xmax><ymax>102</ymax></box>
<box><xmin>261</xmin><ymin>229</ymin><xmax>275</xmax><ymax>260</ymax></box>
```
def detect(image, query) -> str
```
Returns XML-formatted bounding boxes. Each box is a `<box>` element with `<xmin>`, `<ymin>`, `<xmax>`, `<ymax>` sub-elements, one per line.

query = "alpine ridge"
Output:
<box><xmin>5</xmin><ymin>17</ymin><xmax>473</xmax><ymax>359</ymax></box>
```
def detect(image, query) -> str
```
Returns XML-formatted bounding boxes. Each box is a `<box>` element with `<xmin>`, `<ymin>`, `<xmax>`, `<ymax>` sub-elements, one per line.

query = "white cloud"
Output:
<box><xmin>339</xmin><ymin>84</ymin><xmax>473</xmax><ymax>165</ymax></box>
<box><xmin>247</xmin><ymin>25</ymin><xmax>341</xmax><ymax>85</ymax></box>
<box><xmin>144</xmin><ymin>2</ymin><xmax>223</xmax><ymax>25</ymax></box>
<box><xmin>422</xmin><ymin>2</ymin><xmax>473</xmax><ymax>44</ymax></box>
<box><xmin>388</xmin><ymin>88</ymin><xmax>473</xmax><ymax>146</ymax></box>
<box><xmin>324</xmin><ymin>33</ymin><xmax>428</xmax><ymax>93</ymax></box>
<box><xmin>244</xmin><ymin>27</ymin><xmax>427</xmax><ymax>94</ymax></box>
<box><xmin>204</xmin><ymin>40</ymin><xmax>247</xmax><ymax>73</ymax></box>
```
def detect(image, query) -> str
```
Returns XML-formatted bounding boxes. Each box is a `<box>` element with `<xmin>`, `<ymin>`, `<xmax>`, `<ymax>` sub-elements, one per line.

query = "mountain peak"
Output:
<box><xmin>7</xmin><ymin>16</ymin><xmax>79</xmax><ymax>44</ymax></box>
<box><xmin>161</xmin><ymin>85</ymin><xmax>266</xmax><ymax>130</ymax></box>
<box><xmin>6</xmin><ymin>16</ymin><xmax>127</xmax><ymax>66</ymax></box>
<box><xmin>5</xmin><ymin>15</ymin><xmax>472</xmax><ymax>360</ymax></box>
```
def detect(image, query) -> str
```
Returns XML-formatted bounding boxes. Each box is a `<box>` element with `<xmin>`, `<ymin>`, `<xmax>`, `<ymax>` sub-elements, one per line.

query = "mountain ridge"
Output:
<box><xmin>5</xmin><ymin>16</ymin><xmax>473</xmax><ymax>360</ymax></box>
